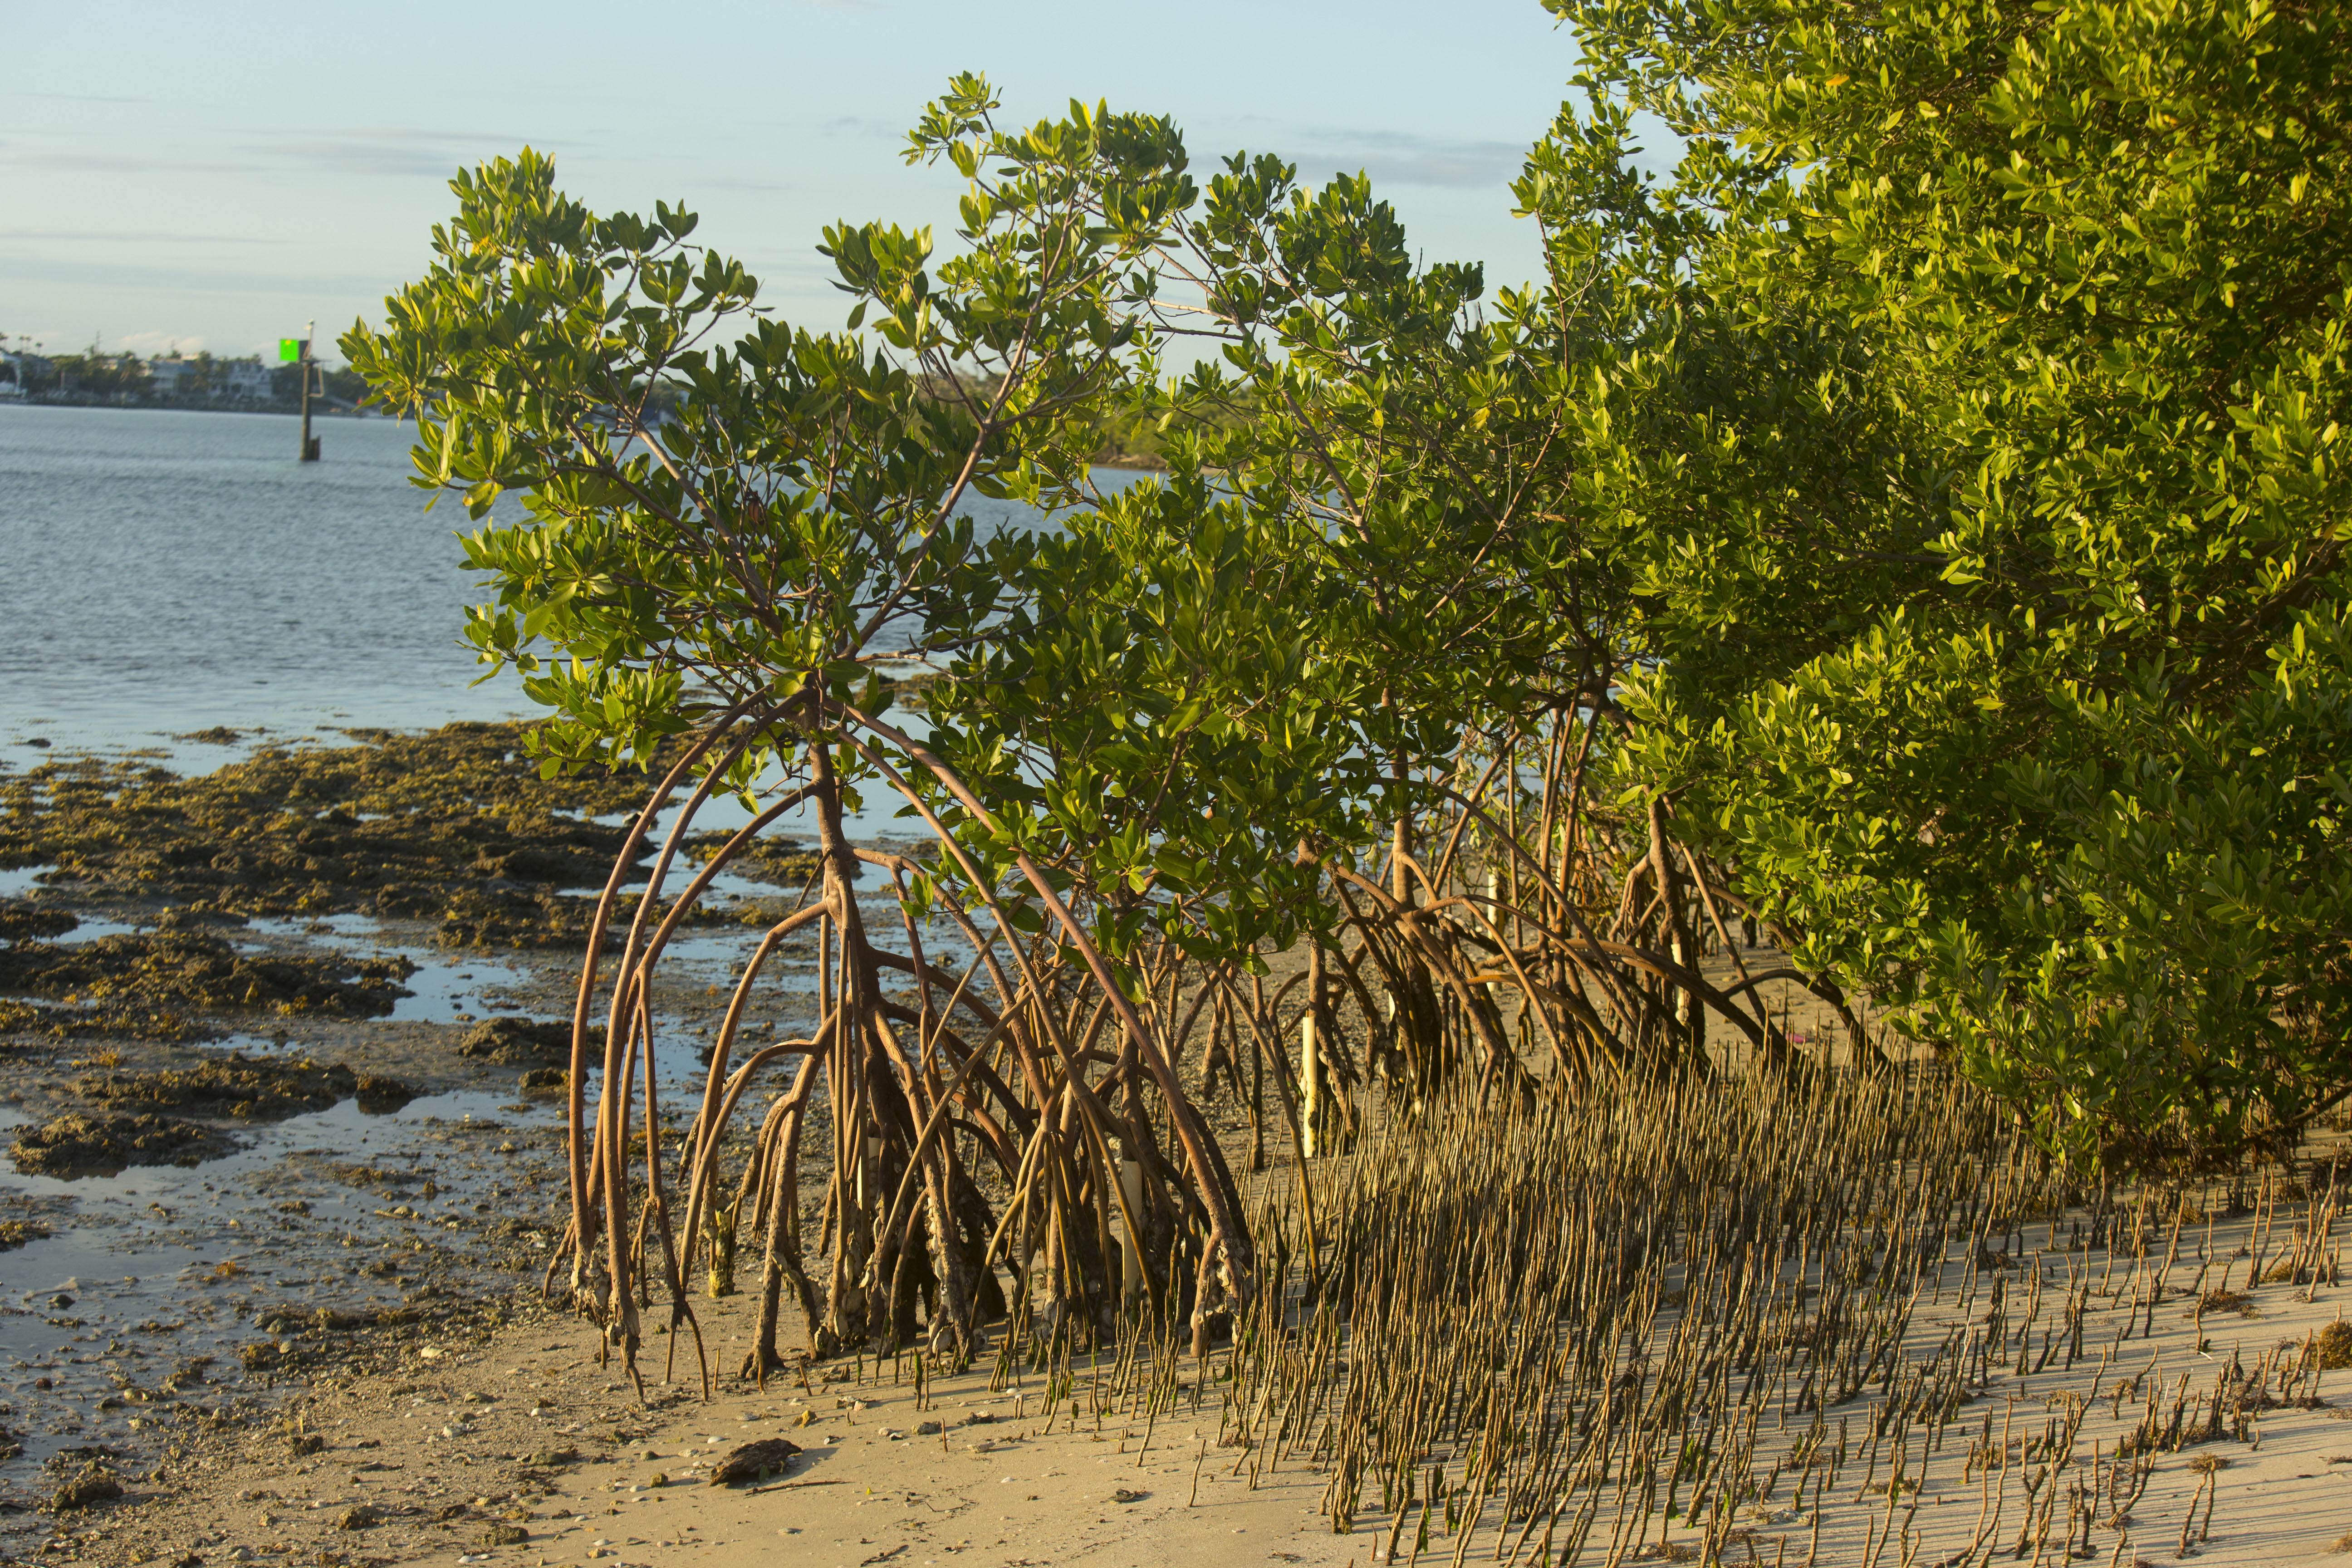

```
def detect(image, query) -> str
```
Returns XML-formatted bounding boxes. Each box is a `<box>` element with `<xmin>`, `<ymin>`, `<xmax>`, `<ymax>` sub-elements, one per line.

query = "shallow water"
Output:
<box><xmin>0</xmin><ymin>1088</ymin><xmax>559</xmax><ymax>1473</ymax></box>
<box><xmin>0</xmin><ymin>405</ymin><xmax>535</xmax><ymax>757</ymax></box>
<box><xmin>0</xmin><ymin>403</ymin><xmax>1111</xmax><ymax>762</ymax></box>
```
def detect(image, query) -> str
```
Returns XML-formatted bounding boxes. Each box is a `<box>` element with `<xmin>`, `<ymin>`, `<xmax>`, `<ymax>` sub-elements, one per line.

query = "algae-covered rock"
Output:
<box><xmin>458</xmin><ymin>1016</ymin><xmax>588</xmax><ymax>1066</ymax></box>
<box><xmin>78</xmin><ymin>1052</ymin><xmax>362</xmax><ymax>1119</ymax></box>
<box><xmin>11</xmin><ymin>1112</ymin><xmax>234</xmax><ymax>1176</ymax></box>
<box><xmin>0</xmin><ymin>931</ymin><xmax>413</xmax><ymax>1016</ymax></box>
<box><xmin>0</xmin><ymin>1218</ymin><xmax>53</xmax><ymax>1250</ymax></box>
<box><xmin>0</xmin><ymin>996</ymin><xmax>221</xmax><ymax>1044</ymax></box>
<box><xmin>0</xmin><ymin>722</ymin><xmax>673</xmax><ymax>941</ymax></box>
<box><xmin>353</xmin><ymin>1073</ymin><xmax>417</xmax><ymax>1112</ymax></box>
<box><xmin>0</xmin><ymin>898</ymin><xmax>77</xmax><ymax>943</ymax></box>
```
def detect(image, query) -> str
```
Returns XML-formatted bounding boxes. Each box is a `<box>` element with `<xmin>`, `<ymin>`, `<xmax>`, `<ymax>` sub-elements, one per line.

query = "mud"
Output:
<box><xmin>10</xmin><ymin>1111</ymin><xmax>236</xmax><ymax>1176</ymax></box>
<box><xmin>0</xmin><ymin>930</ymin><xmax>416</xmax><ymax>1016</ymax></box>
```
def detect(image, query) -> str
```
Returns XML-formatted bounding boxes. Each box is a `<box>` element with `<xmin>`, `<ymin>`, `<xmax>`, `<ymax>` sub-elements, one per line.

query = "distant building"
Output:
<box><xmin>220</xmin><ymin>358</ymin><xmax>273</xmax><ymax>400</ymax></box>
<box><xmin>143</xmin><ymin>354</ymin><xmax>277</xmax><ymax>402</ymax></box>
<box><xmin>148</xmin><ymin>356</ymin><xmax>196</xmax><ymax>397</ymax></box>
<box><xmin>0</xmin><ymin>353</ymin><xmax>23</xmax><ymax>397</ymax></box>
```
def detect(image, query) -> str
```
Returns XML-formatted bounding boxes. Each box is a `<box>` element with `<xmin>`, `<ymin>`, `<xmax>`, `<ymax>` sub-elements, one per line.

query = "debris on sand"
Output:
<box><xmin>49</xmin><ymin>1462</ymin><xmax>123</xmax><ymax>1512</ymax></box>
<box><xmin>0</xmin><ymin>931</ymin><xmax>414</xmax><ymax>1016</ymax></box>
<box><xmin>10</xmin><ymin>1111</ymin><xmax>235</xmax><ymax>1176</ymax></box>
<box><xmin>709</xmin><ymin>1436</ymin><xmax>802</xmax><ymax>1485</ymax></box>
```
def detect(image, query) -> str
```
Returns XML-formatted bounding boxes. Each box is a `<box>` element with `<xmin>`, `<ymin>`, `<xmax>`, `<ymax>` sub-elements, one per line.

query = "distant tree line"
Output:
<box><xmin>2</xmin><ymin>346</ymin><xmax>372</xmax><ymax>409</ymax></box>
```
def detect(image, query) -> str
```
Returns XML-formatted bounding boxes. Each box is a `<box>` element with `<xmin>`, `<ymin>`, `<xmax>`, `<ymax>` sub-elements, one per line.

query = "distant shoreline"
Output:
<box><xmin>0</xmin><ymin>399</ymin><xmax>1180</xmax><ymax>469</ymax></box>
<box><xmin>0</xmin><ymin>397</ymin><xmax>392</xmax><ymax>420</ymax></box>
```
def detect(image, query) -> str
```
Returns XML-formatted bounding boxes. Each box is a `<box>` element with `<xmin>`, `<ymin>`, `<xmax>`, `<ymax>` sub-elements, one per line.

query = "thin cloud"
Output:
<box><xmin>114</xmin><ymin>330</ymin><xmax>204</xmax><ymax>357</ymax></box>
<box><xmin>265</xmin><ymin>139</ymin><xmax>475</xmax><ymax>178</ymax></box>
<box><xmin>250</xmin><ymin>127</ymin><xmax>539</xmax><ymax>178</ymax></box>
<box><xmin>0</xmin><ymin>228</ymin><xmax>256</xmax><ymax>244</ymax></box>
<box><xmin>1283</xmin><ymin>130</ymin><xmax>1524</xmax><ymax>190</ymax></box>
<box><xmin>7</xmin><ymin>151</ymin><xmax>261</xmax><ymax>174</ymax></box>
<box><xmin>0</xmin><ymin>254</ymin><xmax>395</xmax><ymax>297</ymax></box>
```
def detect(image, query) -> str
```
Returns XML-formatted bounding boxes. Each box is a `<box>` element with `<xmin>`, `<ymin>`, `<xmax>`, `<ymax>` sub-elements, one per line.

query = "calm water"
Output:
<box><xmin>0</xmin><ymin>404</ymin><xmax>1078</xmax><ymax>760</ymax></box>
<box><xmin>0</xmin><ymin>405</ymin><xmax>537</xmax><ymax>754</ymax></box>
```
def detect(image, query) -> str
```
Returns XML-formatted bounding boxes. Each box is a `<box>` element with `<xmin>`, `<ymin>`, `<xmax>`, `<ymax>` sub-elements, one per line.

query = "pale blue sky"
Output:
<box><xmin>2</xmin><ymin>0</ymin><xmax>1583</xmax><ymax>364</ymax></box>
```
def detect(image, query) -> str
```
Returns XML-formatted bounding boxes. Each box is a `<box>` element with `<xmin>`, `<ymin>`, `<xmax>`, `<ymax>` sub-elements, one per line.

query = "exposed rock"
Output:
<box><xmin>0</xmin><ymin>996</ymin><xmax>220</xmax><ymax>1044</ymax></box>
<box><xmin>353</xmin><ymin>1073</ymin><xmax>417</xmax><ymax>1112</ymax></box>
<box><xmin>0</xmin><ymin>723</ymin><xmax>675</xmax><ymax>948</ymax></box>
<box><xmin>690</xmin><ymin>832</ymin><xmax>824</xmax><ymax>887</ymax></box>
<box><xmin>254</xmin><ymin>1303</ymin><xmax>423</xmax><ymax>1333</ymax></box>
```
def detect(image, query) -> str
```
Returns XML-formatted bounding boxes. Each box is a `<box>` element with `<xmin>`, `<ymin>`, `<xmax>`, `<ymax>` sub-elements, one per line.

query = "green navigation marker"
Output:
<box><xmin>278</xmin><ymin>338</ymin><xmax>303</xmax><ymax>363</ymax></box>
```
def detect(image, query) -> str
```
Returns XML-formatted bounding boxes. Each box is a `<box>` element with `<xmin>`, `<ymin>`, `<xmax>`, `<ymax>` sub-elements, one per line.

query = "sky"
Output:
<box><xmin>2</xmin><ymin>0</ymin><xmax>1585</xmax><ymax>366</ymax></box>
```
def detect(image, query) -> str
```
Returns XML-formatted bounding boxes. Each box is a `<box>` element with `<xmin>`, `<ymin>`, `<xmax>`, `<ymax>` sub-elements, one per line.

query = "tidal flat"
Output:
<box><xmin>0</xmin><ymin>722</ymin><xmax>835</xmax><ymax>1551</ymax></box>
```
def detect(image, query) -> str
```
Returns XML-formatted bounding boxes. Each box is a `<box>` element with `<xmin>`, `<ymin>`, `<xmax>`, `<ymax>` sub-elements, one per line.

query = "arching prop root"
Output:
<box><xmin>540</xmin><ymin>709</ymin><xmax>1256</xmax><ymax>1395</ymax></box>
